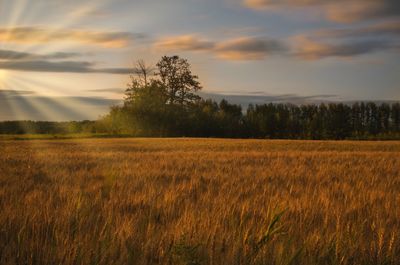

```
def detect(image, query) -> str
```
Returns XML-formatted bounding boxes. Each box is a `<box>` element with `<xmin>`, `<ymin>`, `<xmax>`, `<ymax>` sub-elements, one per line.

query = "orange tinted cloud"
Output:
<box><xmin>292</xmin><ymin>20</ymin><xmax>400</xmax><ymax>59</ymax></box>
<box><xmin>156</xmin><ymin>35</ymin><xmax>286</xmax><ymax>61</ymax></box>
<box><xmin>242</xmin><ymin>0</ymin><xmax>400</xmax><ymax>22</ymax></box>
<box><xmin>0</xmin><ymin>49</ymin><xmax>80</xmax><ymax>60</ymax></box>
<box><xmin>0</xmin><ymin>59</ymin><xmax>131</xmax><ymax>74</ymax></box>
<box><xmin>312</xmin><ymin>20</ymin><xmax>400</xmax><ymax>38</ymax></box>
<box><xmin>293</xmin><ymin>35</ymin><xmax>394</xmax><ymax>60</ymax></box>
<box><xmin>156</xmin><ymin>35</ymin><xmax>215</xmax><ymax>51</ymax></box>
<box><xmin>244</xmin><ymin>0</ymin><xmax>324</xmax><ymax>9</ymax></box>
<box><xmin>215</xmin><ymin>37</ymin><xmax>286</xmax><ymax>60</ymax></box>
<box><xmin>0</xmin><ymin>27</ymin><xmax>137</xmax><ymax>48</ymax></box>
<box><xmin>325</xmin><ymin>1</ymin><xmax>397</xmax><ymax>23</ymax></box>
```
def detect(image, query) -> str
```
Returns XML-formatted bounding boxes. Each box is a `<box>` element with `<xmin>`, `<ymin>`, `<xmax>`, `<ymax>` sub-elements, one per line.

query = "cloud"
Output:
<box><xmin>156</xmin><ymin>28</ymin><xmax>399</xmax><ymax>60</ymax></box>
<box><xmin>0</xmin><ymin>27</ymin><xmax>141</xmax><ymax>48</ymax></box>
<box><xmin>0</xmin><ymin>48</ymin><xmax>131</xmax><ymax>74</ymax></box>
<box><xmin>86</xmin><ymin>88</ymin><xmax>125</xmax><ymax>94</ymax></box>
<box><xmin>244</xmin><ymin>0</ymin><xmax>323</xmax><ymax>8</ymax></box>
<box><xmin>156</xmin><ymin>35</ymin><xmax>286</xmax><ymax>60</ymax></box>
<box><xmin>0</xmin><ymin>90</ymin><xmax>36</xmax><ymax>97</ymax></box>
<box><xmin>0</xmin><ymin>49</ymin><xmax>81</xmax><ymax>60</ymax></box>
<box><xmin>69</xmin><ymin>6</ymin><xmax>111</xmax><ymax>19</ymax></box>
<box><xmin>0</xmin><ymin>59</ymin><xmax>131</xmax><ymax>74</ymax></box>
<box><xmin>292</xmin><ymin>36</ymin><xmax>396</xmax><ymax>59</ymax></box>
<box><xmin>199</xmin><ymin>91</ymin><xmax>339</xmax><ymax>106</ymax></box>
<box><xmin>157</xmin><ymin>28</ymin><xmax>399</xmax><ymax>61</ymax></box>
<box><xmin>215</xmin><ymin>37</ymin><xmax>287</xmax><ymax>60</ymax></box>
<box><xmin>312</xmin><ymin>20</ymin><xmax>400</xmax><ymax>39</ymax></box>
<box><xmin>156</xmin><ymin>35</ymin><xmax>215</xmax><ymax>51</ymax></box>
<box><xmin>242</xmin><ymin>0</ymin><xmax>400</xmax><ymax>22</ymax></box>
<box><xmin>326</xmin><ymin>0</ymin><xmax>400</xmax><ymax>23</ymax></box>
<box><xmin>292</xmin><ymin>20</ymin><xmax>400</xmax><ymax>59</ymax></box>
<box><xmin>200</xmin><ymin>91</ymin><xmax>398</xmax><ymax>107</ymax></box>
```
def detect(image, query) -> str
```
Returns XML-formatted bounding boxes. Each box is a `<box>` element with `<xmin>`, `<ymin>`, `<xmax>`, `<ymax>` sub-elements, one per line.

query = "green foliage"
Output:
<box><xmin>255</xmin><ymin>209</ymin><xmax>286</xmax><ymax>252</ymax></box>
<box><xmin>156</xmin><ymin>55</ymin><xmax>202</xmax><ymax>106</ymax></box>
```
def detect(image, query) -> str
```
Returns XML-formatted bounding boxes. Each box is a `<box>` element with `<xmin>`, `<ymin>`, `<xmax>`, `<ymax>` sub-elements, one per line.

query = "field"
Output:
<box><xmin>0</xmin><ymin>138</ymin><xmax>399</xmax><ymax>265</ymax></box>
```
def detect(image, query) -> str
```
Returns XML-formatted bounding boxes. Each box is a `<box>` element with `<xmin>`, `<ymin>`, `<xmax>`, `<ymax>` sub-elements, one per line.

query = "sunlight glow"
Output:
<box><xmin>0</xmin><ymin>0</ymin><xmax>116</xmax><ymax>121</ymax></box>
<box><xmin>0</xmin><ymin>70</ymin><xmax>7</xmax><ymax>87</ymax></box>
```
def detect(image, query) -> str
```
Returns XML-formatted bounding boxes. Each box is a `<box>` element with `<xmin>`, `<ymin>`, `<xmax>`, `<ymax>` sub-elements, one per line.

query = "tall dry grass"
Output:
<box><xmin>0</xmin><ymin>139</ymin><xmax>399</xmax><ymax>265</ymax></box>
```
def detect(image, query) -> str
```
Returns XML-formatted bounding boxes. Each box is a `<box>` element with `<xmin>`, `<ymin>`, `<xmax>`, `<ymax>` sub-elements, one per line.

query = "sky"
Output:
<box><xmin>0</xmin><ymin>0</ymin><xmax>399</xmax><ymax>121</ymax></box>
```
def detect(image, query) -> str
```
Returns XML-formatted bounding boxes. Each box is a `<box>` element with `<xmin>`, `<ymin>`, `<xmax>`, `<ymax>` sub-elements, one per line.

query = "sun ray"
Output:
<box><xmin>0</xmin><ymin>0</ymin><xmax>28</xmax><ymax>50</ymax></box>
<box><xmin>5</xmin><ymin>77</ymin><xmax>53</xmax><ymax>120</ymax></box>
<box><xmin>1</xmin><ymin>0</ymin><xmax>113</xmax><ymax>54</ymax></box>
<box><xmin>7</xmin><ymin>76</ymin><xmax>91</xmax><ymax>121</ymax></box>
<box><xmin>0</xmin><ymin>70</ymin><xmax>7</xmax><ymax>87</ymax></box>
<box><xmin>10</xmin><ymin>73</ymin><xmax>75</xmax><ymax>97</ymax></box>
<box><xmin>0</xmin><ymin>0</ymin><xmax>121</xmax><ymax>124</ymax></box>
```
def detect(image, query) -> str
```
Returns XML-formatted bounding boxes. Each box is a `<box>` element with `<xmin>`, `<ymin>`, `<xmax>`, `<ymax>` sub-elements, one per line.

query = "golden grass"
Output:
<box><xmin>0</xmin><ymin>138</ymin><xmax>399</xmax><ymax>265</ymax></box>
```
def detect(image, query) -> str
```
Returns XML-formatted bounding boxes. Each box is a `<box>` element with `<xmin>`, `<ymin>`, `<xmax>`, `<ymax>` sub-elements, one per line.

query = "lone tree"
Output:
<box><xmin>125</xmin><ymin>56</ymin><xmax>202</xmax><ymax>107</ymax></box>
<box><xmin>156</xmin><ymin>55</ymin><xmax>202</xmax><ymax>106</ymax></box>
<box><xmin>122</xmin><ymin>56</ymin><xmax>202</xmax><ymax>135</ymax></box>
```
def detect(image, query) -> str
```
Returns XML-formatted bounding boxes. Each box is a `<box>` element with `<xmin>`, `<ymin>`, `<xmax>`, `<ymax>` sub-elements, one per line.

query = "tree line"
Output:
<box><xmin>1</xmin><ymin>55</ymin><xmax>399</xmax><ymax>139</ymax></box>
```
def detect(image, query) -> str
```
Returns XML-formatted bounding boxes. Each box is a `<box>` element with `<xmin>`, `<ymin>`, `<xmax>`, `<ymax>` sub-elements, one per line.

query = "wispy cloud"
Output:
<box><xmin>0</xmin><ymin>90</ymin><xmax>36</xmax><ymax>97</ymax></box>
<box><xmin>199</xmin><ymin>91</ymin><xmax>339</xmax><ymax>106</ymax></box>
<box><xmin>311</xmin><ymin>20</ymin><xmax>400</xmax><ymax>39</ymax></box>
<box><xmin>86</xmin><ymin>88</ymin><xmax>125</xmax><ymax>94</ymax></box>
<box><xmin>292</xmin><ymin>20</ymin><xmax>400</xmax><ymax>59</ymax></box>
<box><xmin>0</xmin><ymin>27</ymin><xmax>143</xmax><ymax>48</ymax></box>
<box><xmin>156</xmin><ymin>35</ymin><xmax>215</xmax><ymax>51</ymax></box>
<box><xmin>156</xmin><ymin>26</ymin><xmax>399</xmax><ymax>61</ymax></box>
<box><xmin>214</xmin><ymin>37</ymin><xmax>287</xmax><ymax>60</ymax></box>
<box><xmin>0</xmin><ymin>49</ymin><xmax>81</xmax><ymax>60</ymax></box>
<box><xmin>68</xmin><ymin>6</ymin><xmax>111</xmax><ymax>19</ymax></box>
<box><xmin>0</xmin><ymin>48</ymin><xmax>131</xmax><ymax>74</ymax></box>
<box><xmin>156</xmin><ymin>35</ymin><xmax>287</xmax><ymax>60</ymax></box>
<box><xmin>326</xmin><ymin>0</ymin><xmax>400</xmax><ymax>23</ymax></box>
<box><xmin>292</xmin><ymin>36</ymin><xmax>396</xmax><ymax>60</ymax></box>
<box><xmin>0</xmin><ymin>59</ymin><xmax>131</xmax><ymax>74</ymax></box>
<box><xmin>242</xmin><ymin>0</ymin><xmax>400</xmax><ymax>23</ymax></box>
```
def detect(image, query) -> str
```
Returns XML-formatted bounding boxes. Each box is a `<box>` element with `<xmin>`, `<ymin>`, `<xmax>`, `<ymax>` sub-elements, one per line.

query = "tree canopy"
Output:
<box><xmin>156</xmin><ymin>55</ymin><xmax>202</xmax><ymax>105</ymax></box>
